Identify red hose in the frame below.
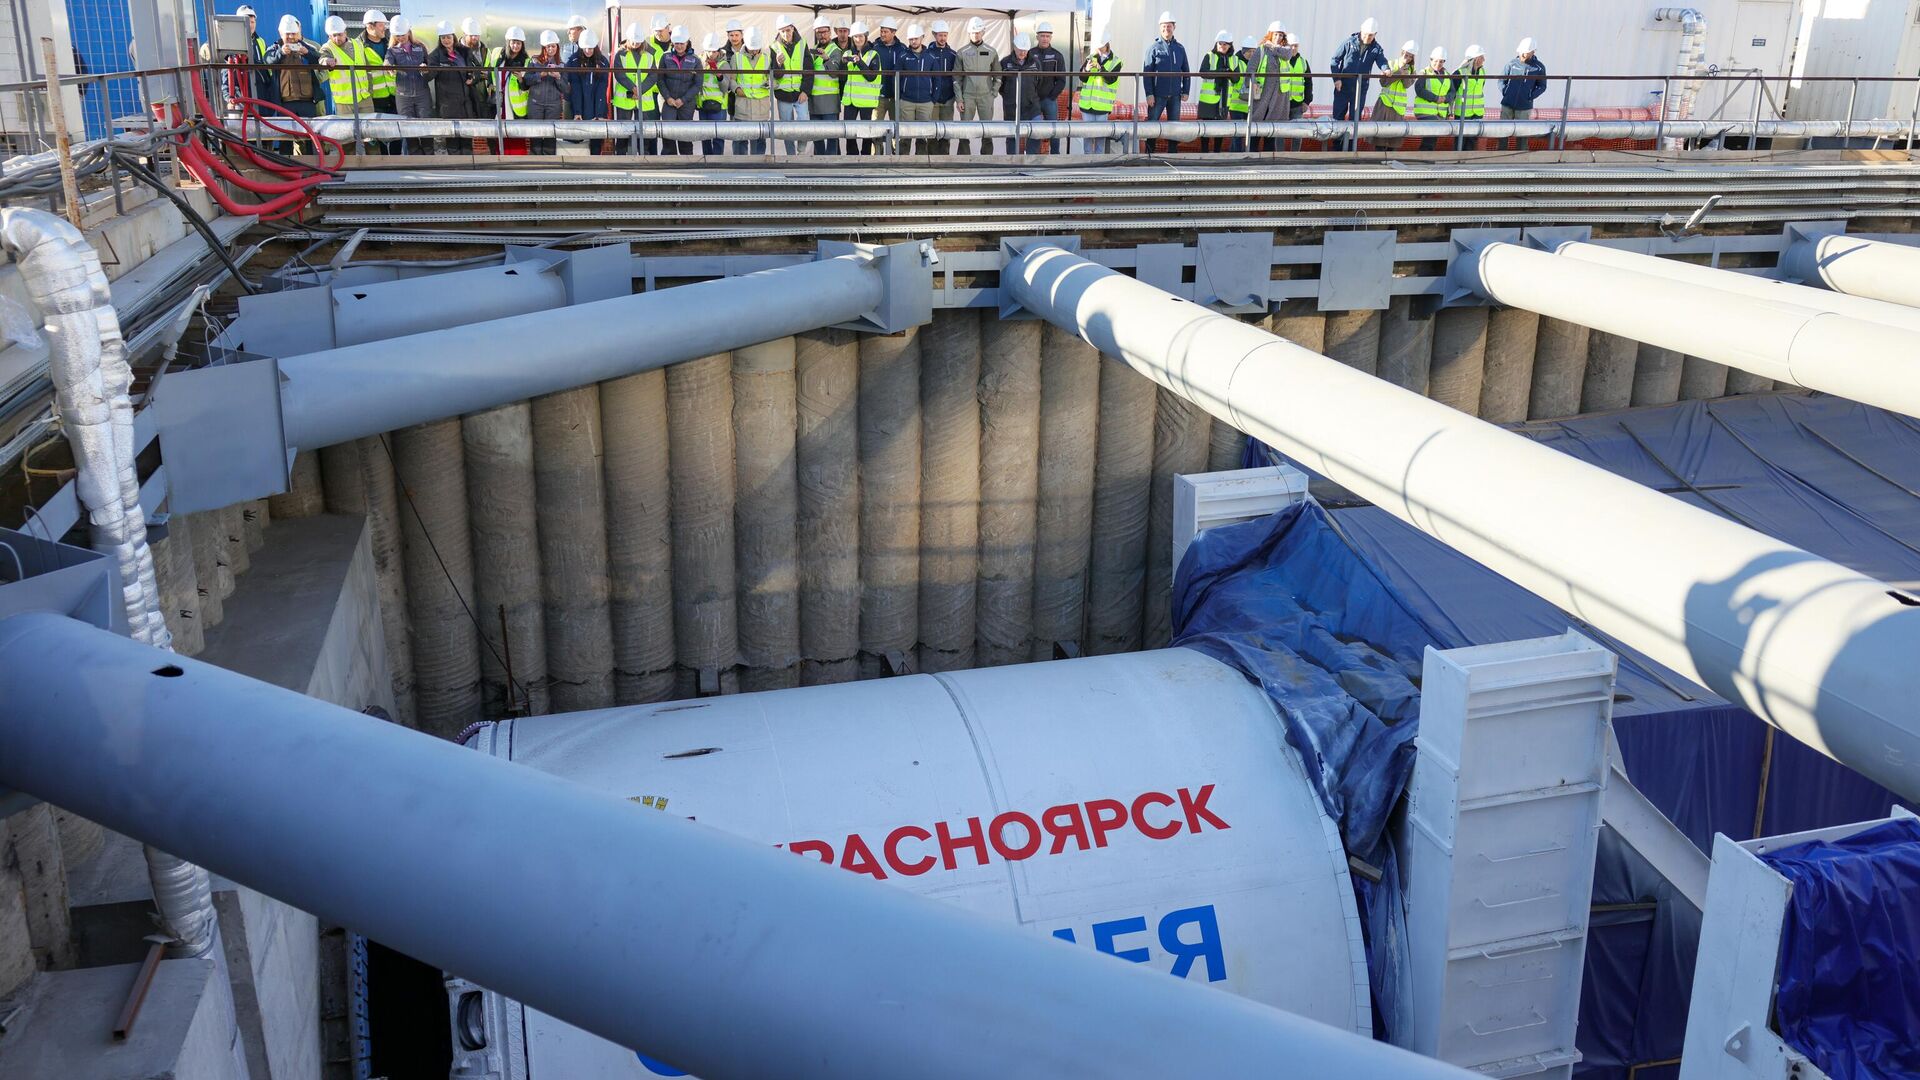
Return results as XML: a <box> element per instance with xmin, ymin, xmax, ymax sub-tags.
<box><xmin>183</xmin><ymin>63</ymin><xmax>345</xmax><ymax>222</ymax></box>
<box><xmin>187</xmin><ymin>134</ymin><xmax>329</xmax><ymax>194</ymax></box>
<box><xmin>178</xmin><ymin>143</ymin><xmax>315</xmax><ymax>215</ymax></box>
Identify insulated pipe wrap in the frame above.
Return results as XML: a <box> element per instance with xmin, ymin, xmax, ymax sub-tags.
<box><xmin>666</xmin><ymin>354</ymin><xmax>739</xmax><ymax>679</ymax></box>
<box><xmin>351</xmin><ymin>437</ymin><xmax>418</xmax><ymax>725</ymax></box>
<box><xmin>533</xmin><ymin>386</ymin><xmax>616</xmax><ymax>711</ymax></box>
<box><xmin>602</xmin><ymin>370</ymin><xmax>677</xmax><ymax>704</ymax></box>
<box><xmin>1377</xmin><ymin>296</ymin><xmax>1432</xmax><ymax>395</ymax></box>
<box><xmin>1145</xmin><ymin>388</ymin><xmax>1212</xmax><ymax>649</ymax></box>
<box><xmin>1323</xmin><ymin>310</ymin><xmax>1381</xmax><ymax>376</ymax></box>
<box><xmin>732</xmin><ymin>339</ymin><xmax>802</xmax><ymax>690</ymax></box>
<box><xmin>1479</xmin><ymin>308</ymin><xmax>1541</xmax><ymax>424</ymax></box>
<box><xmin>1086</xmin><ymin>364</ymin><xmax>1158</xmax><ymax>656</ymax></box>
<box><xmin>1030</xmin><ymin>325</ymin><xmax>1100</xmax><ymax>659</ymax></box>
<box><xmin>463</xmin><ymin>404</ymin><xmax>549</xmax><ymax>718</ymax></box>
<box><xmin>392</xmin><ymin>420</ymin><xmax>482</xmax><ymax>738</ymax></box>
<box><xmin>917</xmin><ymin>310</ymin><xmax>982</xmax><ymax>674</ymax></box>
<box><xmin>975</xmin><ymin>318</ymin><xmax>1042</xmax><ymax>667</ymax></box>
<box><xmin>1529</xmin><ymin>318</ymin><xmax>1590</xmax><ymax>420</ymax></box>
<box><xmin>858</xmin><ymin>330</ymin><xmax>922</xmax><ymax>666</ymax></box>
<box><xmin>794</xmin><ymin>329</ymin><xmax>861</xmax><ymax>685</ymax></box>
<box><xmin>1428</xmin><ymin>307</ymin><xmax>1489</xmax><ymax>416</ymax></box>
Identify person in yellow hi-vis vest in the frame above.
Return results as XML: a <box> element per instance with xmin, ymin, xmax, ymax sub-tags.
<box><xmin>696</xmin><ymin>33</ymin><xmax>732</xmax><ymax>156</ymax></box>
<box><xmin>729</xmin><ymin>27</ymin><xmax>773</xmax><ymax>155</ymax></box>
<box><xmin>611</xmin><ymin>24</ymin><xmax>649</xmax><ymax>154</ymax></box>
<box><xmin>1370</xmin><ymin>39</ymin><xmax>1418</xmax><ymax>150</ymax></box>
<box><xmin>1452</xmin><ymin>45</ymin><xmax>1488</xmax><ymax>149</ymax></box>
<box><xmin>842</xmin><ymin>23</ymin><xmax>883</xmax><ymax>156</ymax></box>
<box><xmin>769</xmin><ymin>14</ymin><xmax>808</xmax><ymax>156</ymax></box>
<box><xmin>318</xmin><ymin>15</ymin><xmax>372</xmax><ymax>115</ymax></box>
<box><xmin>488</xmin><ymin>26</ymin><xmax>531</xmax><ymax>154</ymax></box>
<box><xmin>1411</xmin><ymin>46</ymin><xmax>1455</xmax><ymax>150</ymax></box>
<box><xmin>1078</xmin><ymin>30</ymin><xmax>1123</xmax><ymax>154</ymax></box>
<box><xmin>1196</xmin><ymin>30</ymin><xmax>1243</xmax><ymax>153</ymax></box>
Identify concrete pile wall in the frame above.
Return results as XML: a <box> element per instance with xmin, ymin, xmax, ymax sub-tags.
<box><xmin>256</xmin><ymin>304</ymin><xmax>1769</xmax><ymax>738</ymax></box>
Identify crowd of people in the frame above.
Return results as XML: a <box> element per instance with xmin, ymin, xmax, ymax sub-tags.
<box><xmin>227</xmin><ymin>6</ymin><xmax>1552</xmax><ymax>156</ymax></box>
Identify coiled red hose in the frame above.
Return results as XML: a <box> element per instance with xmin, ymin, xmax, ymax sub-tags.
<box><xmin>186</xmin><ymin>63</ymin><xmax>343</xmax><ymax>220</ymax></box>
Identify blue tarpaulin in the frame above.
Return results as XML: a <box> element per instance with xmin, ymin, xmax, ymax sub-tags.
<box><xmin>1215</xmin><ymin>392</ymin><xmax>1909</xmax><ymax>1076</ymax></box>
<box><xmin>1759</xmin><ymin>818</ymin><xmax>1920</xmax><ymax>1080</ymax></box>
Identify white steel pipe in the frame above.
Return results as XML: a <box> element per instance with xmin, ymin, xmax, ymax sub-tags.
<box><xmin>1553</xmin><ymin>241</ymin><xmax>1920</xmax><ymax>333</ymax></box>
<box><xmin>0</xmin><ymin>611</ymin><xmax>1474</xmax><ymax>1080</ymax></box>
<box><xmin>304</xmin><ymin>118</ymin><xmax>1916</xmax><ymax>142</ymax></box>
<box><xmin>279</xmin><ymin>253</ymin><xmax>882</xmax><ymax>449</ymax></box>
<box><xmin>1454</xmin><ymin>241</ymin><xmax>1920</xmax><ymax>418</ymax></box>
<box><xmin>1780</xmin><ymin>234</ymin><xmax>1920</xmax><ymax>309</ymax></box>
<box><xmin>1006</xmin><ymin>243</ymin><xmax>1920</xmax><ymax>801</ymax></box>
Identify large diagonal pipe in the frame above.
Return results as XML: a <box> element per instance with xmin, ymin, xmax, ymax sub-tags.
<box><xmin>0</xmin><ymin>611</ymin><xmax>1471</xmax><ymax>1080</ymax></box>
<box><xmin>1451</xmin><ymin>240</ymin><xmax>1920</xmax><ymax>418</ymax></box>
<box><xmin>1553</xmin><ymin>241</ymin><xmax>1920</xmax><ymax>333</ymax></box>
<box><xmin>279</xmin><ymin>252</ymin><xmax>885</xmax><ymax>450</ymax></box>
<box><xmin>1780</xmin><ymin>233</ymin><xmax>1920</xmax><ymax>310</ymax></box>
<box><xmin>1006</xmin><ymin>243</ymin><xmax>1920</xmax><ymax>800</ymax></box>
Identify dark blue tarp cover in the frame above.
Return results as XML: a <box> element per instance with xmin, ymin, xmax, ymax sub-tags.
<box><xmin>1213</xmin><ymin>392</ymin><xmax>1910</xmax><ymax>1076</ymax></box>
<box><xmin>1759</xmin><ymin>818</ymin><xmax>1920</xmax><ymax>1080</ymax></box>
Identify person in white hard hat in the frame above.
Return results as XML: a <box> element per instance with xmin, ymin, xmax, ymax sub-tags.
<box><xmin>610</xmin><ymin>24</ymin><xmax>647</xmax><ymax>154</ymax></box>
<box><xmin>835</xmin><ymin>20</ymin><xmax>851</xmax><ymax>52</ymax></box>
<box><xmin>385</xmin><ymin>16</ymin><xmax>430</xmax><ymax>152</ymax></box>
<box><xmin>1025</xmin><ymin>20</ymin><xmax>1065</xmax><ymax>153</ymax></box>
<box><xmin>356</xmin><ymin>9</ymin><xmax>395</xmax><ymax>130</ymax></box>
<box><xmin>483</xmin><ymin>27</ymin><xmax>533</xmax><ymax>154</ymax></box>
<box><xmin>425</xmin><ymin>20</ymin><xmax>472</xmax><ymax>154</ymax></box>
<box><xmin>1079</xmin><ymin>29</ymin><xmax>1123</xmax><ymax>154</ymax></box>
<box><xmin>521</xmin><ymin>29</ymin><xmax>566</xmax><ymax>153</ymax></box>
<box><xmin>569</xmin><ymin>28</ymin><xmax>609</xmax><ymax>154</ymax></box>
<box><xmin>696</xmin><ymin>32</ymin><xmax>731</xmax><ymax>155</ymax></box>
<box><xmin>1330</xmin><ymin>16</ymin><xmax>1388</xmax><ymax>149</ymax></box>
<box><xmin>264</xmin><ymin>14</ymin><xmax>319</xmax><ymax>152</ymax></box>
<box><xmin>228</xmin><ymin>5</ymin><xmax>271</xmax><ymax>107</ymax></box>
<box><xmin>635</xmin><ymin>14</ymin><xmax>673</xmax><ymax>155</ymax></box>
<box><xmin>873</xmin><ymin>16</ymin><xmax>902</xmax><ymax>123</ymax></box>
<box><xmin>1142</xmin><ymin>11</ymin><xmax>1188</xmax><ymax>154</ymax></box>
<box><xmin>453</xmin><ymin>19</ymin><xmax>491</xmax><ymax>120</ymax></box>
<box><xmin>921</xmin><ymin>19</ymin><xmax>957</xmax><ymax>153</ymax></box>
<box><xmin>317</xmin><ymin>13</ymin><xmax>377</xmax><ymax>139</ymax></box>
<box><xmin>1412</xmin><ymin>45</ymin><xmax>1454</xmax><ymax>150</ymax></box>
<box><xmin>808</xmin><ymin>15</ymin><xmax>846</xmax><ymax>154</ymax></box>
<box><xmin>1226</xmin><ymin>34</ymin><xmax>1256</xmax><ymax>150</ymax></box>
<box><xmin>895</xmin><ymin>24</ymin><xmax>936</xmax><ymax>154</ymax></box>
<box><xmin>1452</xmin><ymin>44</ymin><xmax>1488</xmax><ymax>149</ymax></box>
<box><xmin>842</xmin><ymin>23</ymin><xmax>882</xmax><ymax>155</ymax></box>
<box><xmin>1197</xmin><ymin>30</ymin><xmax>1242</xmax><ymax>153</ymax></box>
<box><xmin>952</xmin><ymin>16</ymin><xmax>997</xmax><ymax>156</ymax></box>
<box><xmin>1371</xmin><ymin>37</ymin><xmax>1419</xmax><ymax>151</ymax></box>
<box><xmin>1247</xmin><ymin>21</ymin><xmax>1300</xmax><ymax>152</ymax></box>
<box><xmin>561</xmin><ymin>15</ymin><xmax>588</xmax><ymax>65</ymax></box>
<box><xmin>769</xmin><ymin>14</ymin><xmax>808</xmax><ymax>155</ymax></box>
<box><xmin>1501</xmin><ymin>38</ymin><xmax>1547</xmax><ymax>151</ymax></box>
<box><xmin>730</xmin><ymin>26</ymin><xmax>771</xmax><ymax>155</ymax></box>
<box><xmin>643</xmin><ymin>25</ymin><xmax>700</xmax><ymax>154</ymax></box>
<box><xmin>998</xmin><ymin>31</ymin><xmax>1041</xmax><ymax>154</ymax></box>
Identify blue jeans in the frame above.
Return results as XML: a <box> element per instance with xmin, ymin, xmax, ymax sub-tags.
<box><xmin>776</xmin><ymin>97</ymin><xmax>806</xmax><ymax>154</ymax></box>
<box><xmin>1081</xmin><ymin>109</ymin><xmax>1111</xmax><ymax>153</ymax></box>
<box><xmin>1037</xmin><ymin>95</ymin><xmax>1060</xmax><ymax>154</ymax></box>
<box><xmin>1144</xmin><ymin>94</ymin><xmax>1181</xmax><ymax>153</ymax></box>
<box><xmin>699</xmin><ymin>105</ymin><xmax>726</xmax><ymax>154</ymax></box>
<box><xmin>1331</xmin><ymin>77</ymin><xmax>1367</xmax><ymax>149</ymax></box>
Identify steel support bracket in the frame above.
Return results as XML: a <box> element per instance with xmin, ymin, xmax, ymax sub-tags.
<box><xmin>1777</xmin><ymin>220</ymin><xmax>1848</xmax><ymax>285</ymax></box>
<box><xmin>996</xmin><ymin>235</ymin><xmax>1082</xmax><ymax>320</ymax></box>
<box><xmin>1440</xmin><ymin>228</ymin><xmax>1523</xmax><ymax>308</ymax></box>
<box><xmin>1195</xmin><ymin>233</ymin><xmax>1272</xmax><ymax>314</ymax></box>
<box><xmin>151</xmin><ymin>357</ymin><xmax>290</xmax><ymax>515</ymax></box>
<box><xmin>1521</xmin><ymin>226</ymin><xmax>1594</xmax><ymax>252</ymax></box>
<box><xmin>819</xmin><ymin>240</ymin><xmax>933</xmax><ymax>334</ymax></box>
<box><xmin>1317</xmin><ymin>230</ymin><xmax>1396</xmax><ymax>312</ymax></box>
<box><xmin>556</xmin><ymin>242</ymin><xmax>633</xmax><ymax>304</ymax></box>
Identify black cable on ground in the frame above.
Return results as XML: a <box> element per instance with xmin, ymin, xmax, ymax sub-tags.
<box><xmin>111</xmin><ymin>153</ymin><xmax>259</xmax><ymax>295</ymax></box>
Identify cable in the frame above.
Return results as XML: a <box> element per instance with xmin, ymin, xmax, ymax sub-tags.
<box><xmin>110</xmin><ymin>154</ymin><xmax>260</xmax><ymax>295</ymax></box>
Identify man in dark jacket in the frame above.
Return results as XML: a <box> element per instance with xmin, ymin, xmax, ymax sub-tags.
<box><xmin>1142</xmin><ymin>11</ymin><xmax>1188</xmax><ymax>154</ymax></box>
<box><xmin>925</xmin><ymin>20</ymin><xmax>957</xmax><ymax>153</ymax></box>
<box><xmin>895</xmin><ymin>25</ymin><xmax>940</xmax><ymax>155</ymax></box>
<box><xmin>1029</xmin><ymin>21</ymin><xmax>1066</xmax><ymax>154</ymax></box>
<box><xmin>999</xmin><ymin>33</ymin><xmax>1042</xmax><ymax>154</ymax></box>
<box><xmin>1500</xmin><ymin>39</ymin><xmax>1547</xmax><ymax>151</ymax></box>
<box><xmin>570</xmin><ymin>29</ymin><xmax>609</xmax><ymax>154</ymax></box>
<box><xmin>1329</xmin><ymin>18</ymin><xmax>1387</xmax><ymax>150</ymax></box>
<box><xmin>872</xmin><ymin>17</ymin><xmax>904</xmax><ymax>122</ymax></box>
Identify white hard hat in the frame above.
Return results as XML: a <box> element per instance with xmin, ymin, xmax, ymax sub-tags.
<box><xmin>966</xmin><ymin>17</ymin><xmax>984</xmax><ymax>33</ymax></box>
<box><xmin>435</xmin><ymin>19</ymin><xmax>454</xmax><ymax>36</ymax></box>
<box><xmin>324</xmin><ymin>15</ymin><xmax>345</xmax><ymax>35</ymax></box>
<box><xmin>906</xmin><ymin>23</ymin><xmax>924</xmax><ymax>39</ymax></box>
<box><xmin>930</xmin><ymin>19</ymin><xmax>949</xmax><ymax>33</ymax></box>
<box><xmin>850</xmin><ymin>21</ymin><xmax>868</xmax><ymax>35</ymax></box>
<box><xmin>1464</xmin><ymin>44</ymin><xmax>1484</xmax><ymax>60</ymax></box>
<box><xmin>461</xmin><ymin>18</ymin><xmax>480</xmax><ymax>35</ymax></box>
<box><xmin>1037</xmin><ymin>20</ymin><xmax>1053</xmax><ymax>32</ymax></box>
<box><xmin>724</xmin><ymin>19</ymin><xmax>742</xmax><ymax>32</ymax></box>
<box><xmin>701</xmin><ymin>31</ymin><xmax>717</xmax><ymax>51</ymax></box>
<box><xmin>878</xmin><ymin>16</ymin><xmax>899</xmax><ymax>30</ymax></box>
<box><xmin>1158</xmin><ymin>11</ymin><xmax>1175</xmax><ymax>24</ymax></box>
<box><xmin>1213</xmin><ymin>30</ymin><xmax>1230</xmax><ymax>44</ymax></box>
<box><xmin>235</xmin><ymin>4</ymin><xmax>255</xmax><ymax>16</ymax></box>
<box><xmin>504</xmin><ymin>25</ymin><xmax>525</xmax><ymax>42</ymax></box>
<box><xmin>1401</xmin><ymin>39</ymin><xmax>1418</xmax><ymax>53</ymax></box>
<box><xmin>1360</xmin><ymin>17</ymin><xmax>1378</xmax><ymax>35</ymax></box>
<box><xmin>565</xmin><ymin>15</ymin><xmax>587</xmax><ymax>29</ymax></box>
<box><xmin>1238</xmin><ymin>35</ymin><xmax>1255</xmax><ymax>49</ymax></box>
<box><xmin>581</xmin><ymin>28</ymin><xmax>599</xmax><ymax>48</ymax></box>
<box><xmin>361</xmin><ymin>9</ymin><xmax>386</xmax><ymax>26</ymax></box>
<box><xmin>1429</xmin><ymin>45</ymin><xmax>1446</xmax><ymax>62</ymax></box>
<box><xmin>1011</xmin><ymin>31</ymin><xmax>1031</xmax><ymax>49</ymax></box>
<box><xmin>669</xmin><ymin>25</ymin><xmax>688</xmax><ymax>43</ymax></box>
<box><xmin>1517</xmin><ymin>37</ymin><xmax>1536</xmax><ymax>55</ymax></box>
<box><xmin>625</xmin><ymin>23</ymin><xmax>644</xmax><ymax>43</ymax></box>
<box><xmin>744</xmin><ymin>26</ymin><xmax>761</xmax><ymax>47</ymax></box>
<box><xmin>1290</xmin><ymin>35</ymin><xmax>1304</xmax><ymax>49</ymax></box>
<box><xmin>539</xmin><ymin>29</ymin><xmax>558</xmax><ymax>45</ymax></box>
<box><xmin>812</xmin><ymin>16</ymin><xmax>831</xmax><ymax>31</ymax></box>
<box><xmin>389</xmin><ymin>15</ymin><xmax>409</xmax><ymax>35</ymax></box>
<box><xmin>649</xmin><ymin>13</ymin><xmax>668</xmax><ymax>30</ymax></box>
<box><xmin>1267</xmin><ymin>21</ymin><xmax>1284</xmax><ymax>34</ymax></box>
<box><xmin>1095</xmin><ymin>28</ymin><xmax>1112</xmax><ymax>47</ymax></box>
<box><xmin>278</xmin><ymin>13</ymin><xmax>301</xmax><ymax>34</ymax></box>
<box><xmin>773</xmin><ymin>14</ymin><xmax>794</xmax><ymax>30</ymax></box>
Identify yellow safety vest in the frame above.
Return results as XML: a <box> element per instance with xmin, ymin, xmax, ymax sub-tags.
<box><xmin>1379</xmin><ymin>61</ymin><xmax>1413</xmax><ymax>114</ymax></box>
<box><xmin>1411</xmin><ymin>71</ymin><xmax>1451</xmax><ymax>117</ymax></box>
<box><xmin>698</xmin><ymin>70</ymin><xmax>726</xmax><ymax>109</ymax></box>
<box><xmin>771</xmin><ymin>37</ymin><xmax>806</xmax><ymax>93</ymax></box>
<box><xmin>809</xmin><ymin>41</ymin><xmax>841</xmax><ymax>96</ymax></box>
<box><xmin>613</xmin><ymin>47</ymin><xmax>645</xmax><ymax>109</ymax></box>
<box><xmin>1280</xmin><ymin>54</ymin><xmax>1307</xmax><ymax>102</ymax></box>
<box><xmin>1197</xmin><ymin>49</ymin><xmax>1243</xmax><ymax>106</ymax></box>
<box><xmin>734</xmin><ymin>50</ymin><xmax>771</xmax><ymax>98</ymax></box>
<box><xmin>641</xmin><ymin>38</ymin><xmax>668</xmax><ymax>109</ymax></box>
<box><xmin>487</xmin><ymin>47</ymin><xmax>529</xmax><ymax>117</ymax></box>
<box><xmin>323</xmin><ymin>37</ymin><xmax>372</xmax><ymax>109</ymax></box>
<box><xmin>844</xmin><ymin>48</ymin><xmax>881</xmax><ymax>107</ymax></box>
<box><xmin>1080</xmin><ymin>52</ymin><xmax>1122</xmax><ymax>113</ymax></box>
<box><xmin>360</xmin><ymin>34</ymin><xmax>396</xmax><ymax>98</ymax></box>
<box><xmin>1452</xmin><ymin>66</ymin><xmax>1486</xmax><ymax>118</ymax></box>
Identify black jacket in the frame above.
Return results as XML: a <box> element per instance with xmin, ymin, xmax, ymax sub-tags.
<box><xmin>1027</xmin><ymin>44</ymin><xmax>1065</xmax><ymax>100</ymax></box>
<box><xmin>428</xmin><ymin>43</ymin><xmax>475</xmax><ymax>118</ymax></box>
<box><xmin>998</xmin><ymin>53</ymin><xmax>1042</xmax><ymax>118</ymax></box>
